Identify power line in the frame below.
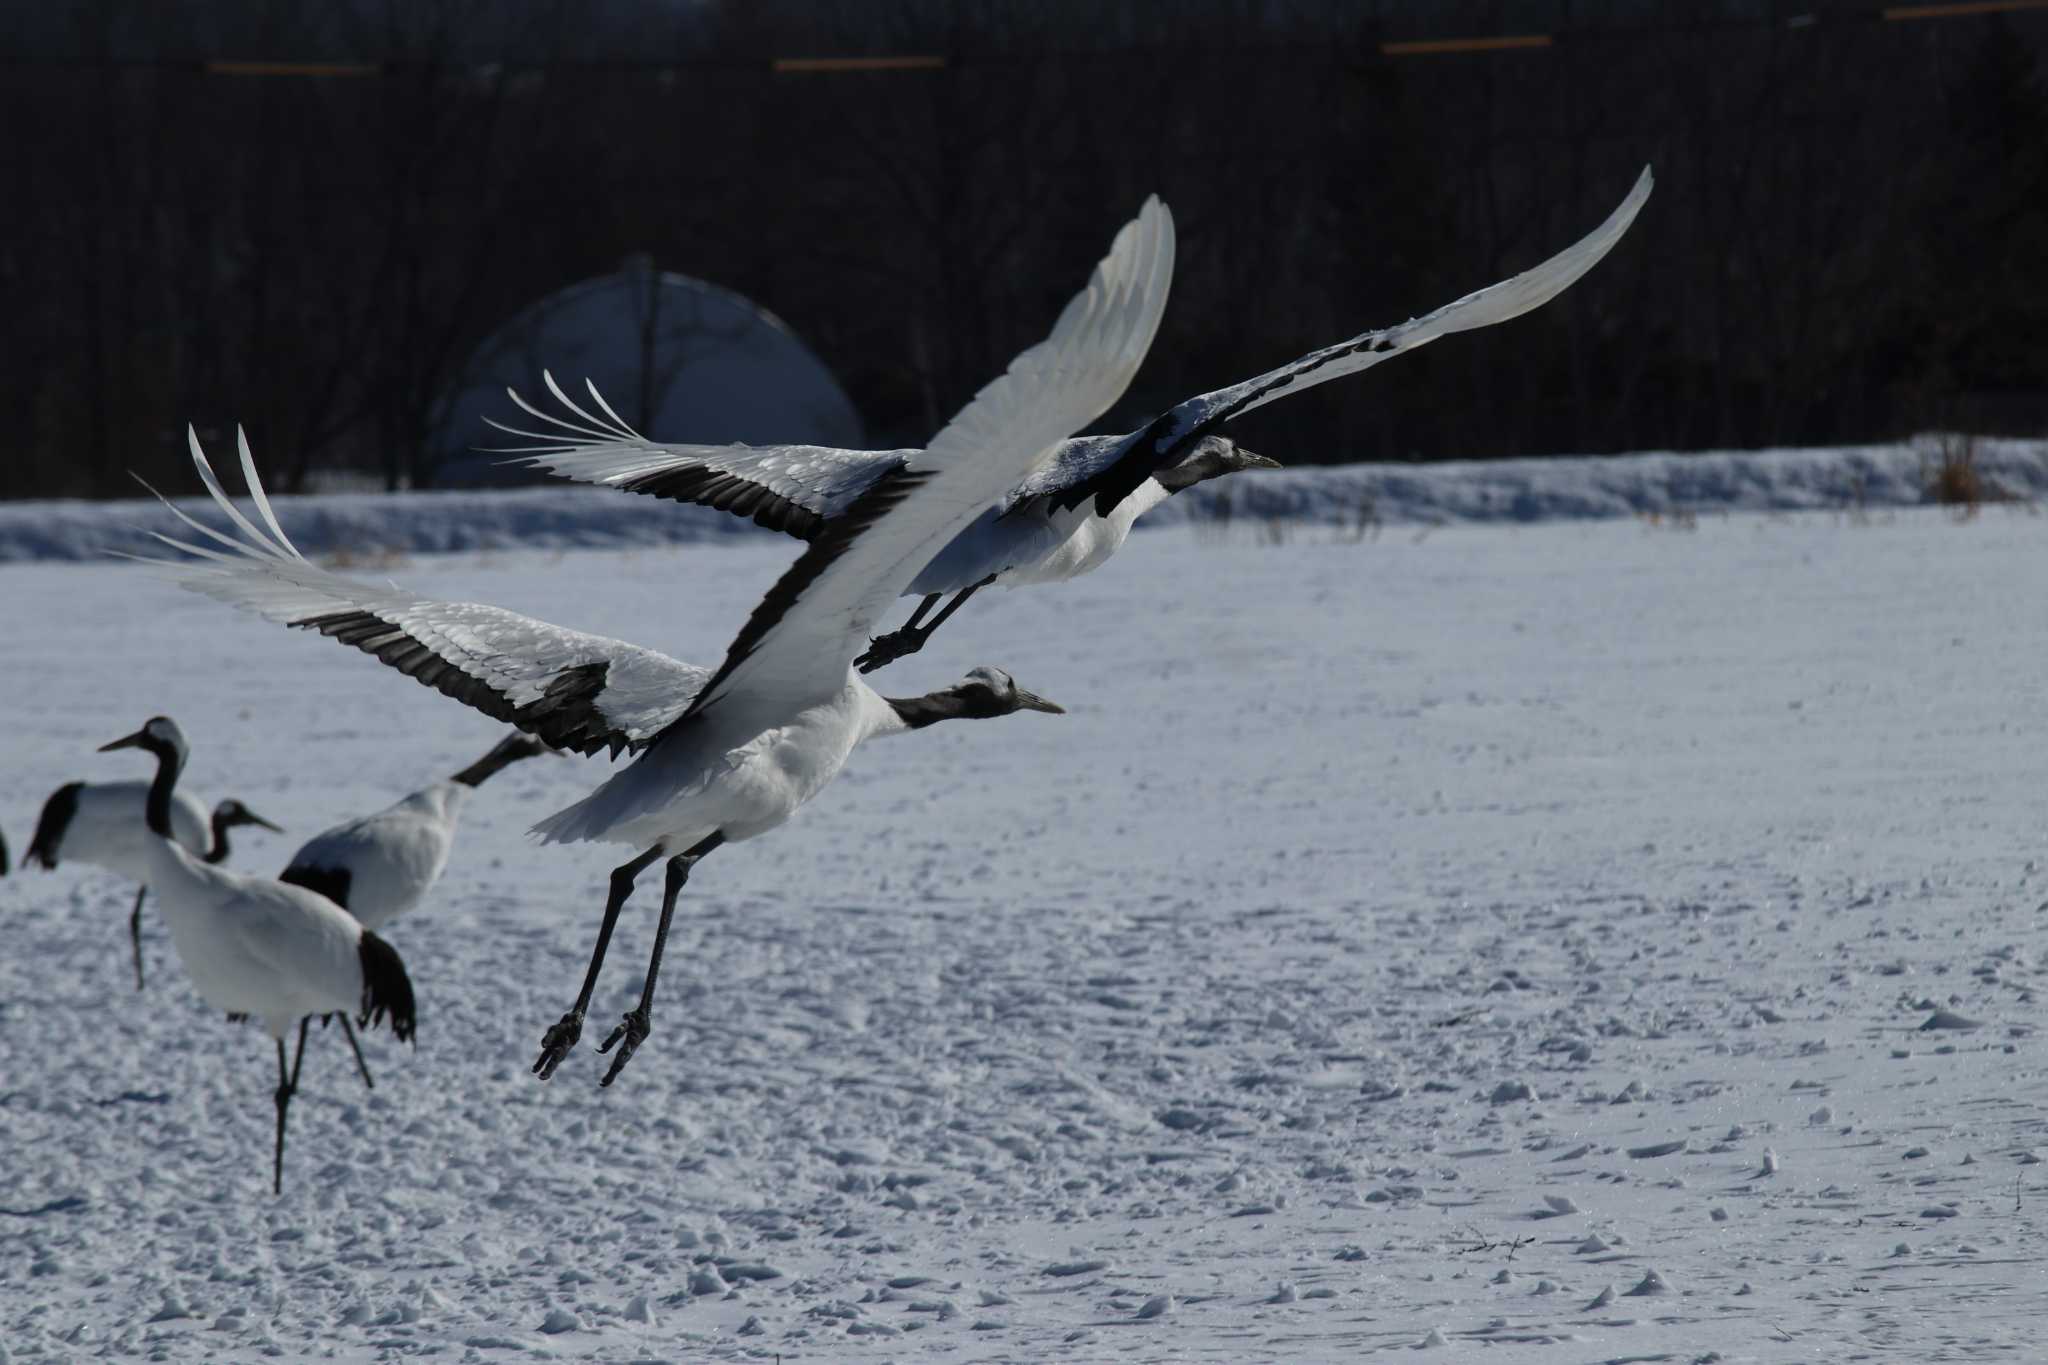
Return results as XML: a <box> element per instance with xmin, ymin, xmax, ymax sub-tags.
<box><xmin>770</xmin><ymin>55</ymin><xmax>945</xmax><ymax>74</ymax></box>
<box><xmin>1380</xmin><ymin>34</ymin><xmax>1555</xmax><ymax>56</ymax></box>
<box><xmin>16</xmin><ymin>0</ymin><xmax>2047</xmax><ymax>77</ymax></box>
<box><xmin>205</xmin><ymin>61</ymin><xmax>378</xmax><ymax>78</ymax></box>
<box><xmin>1882</xmin><ymin>0</ymin><xmax>2048</xmax><ymax>18</ymax></box>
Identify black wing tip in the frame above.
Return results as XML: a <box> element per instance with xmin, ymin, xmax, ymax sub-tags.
<box><xmin>518</xmin><ymin>662</ymin><xmax>625</xmax><ymax>755</ymax></box>
<box><xmin>356</xmin><ymin>929</ymin><xmax>417</xmax><ymax>1045</ymax></box>
<box><xmin>619</xmin><ymin>466</ymin><xmax>826</xmax><ymax>542</ymax></box>
<box><xmin>25</xmin><ymin>781</ymin><xmax>83</xmax><ymax>870</ymax></box>
<box><xmin>1051</xmin><ymin>412</ymin><xmax>1179</xmax><ymax>519</ymax></box>
<box><xmin>289</xmin><ymin>610</ymin><xmax>626</xmax><ymax>758</ymax></box>
<box><xmin>279</xmin><ymin>863</ymin><xmax>353</xmax><ymax>912</ymax></box>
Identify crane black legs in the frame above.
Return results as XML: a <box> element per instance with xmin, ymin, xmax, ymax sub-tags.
<box><xmin>532</xmin><ymin>844</ymin><xmax>667</xmax><ymax>1081</ymax></box>
<box><xmin>272</xmin><ymin>1019</ymin><xmax>310</xmax><ymax>1196</ymax></box>
<box><xmin>533</xmin><ymin>832</ymin><xmax>725</xmax><ymax>1085</ymax></box>
<box><xmin>129</xmin><ymin>887</ymin><xmax>148</xmax><ymax>991</ymax></box>
<box><xmin>336</xmin><ymin>1015</ymin><xmax>375</xmax><ymax>1089</ymax></box>
<box><xmin>596</xmin><ymin>833</ymin><xmax>724</xmax><ymax>1087</ymax></box>
<box><xmin>855</xmin><ymin>575</ymin><xmax>998</xmax><ymax>673</ymax></box>
<box><xmin>532</xmin><ymin>835</ymin><xmax>725</xmax><ymax>1085</ymax></box>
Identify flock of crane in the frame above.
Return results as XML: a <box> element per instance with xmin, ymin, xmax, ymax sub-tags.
<box><xmin>7</xmin><ymin>169</ymin><xmax>1652</xmax><ymax>1193</ymax></box>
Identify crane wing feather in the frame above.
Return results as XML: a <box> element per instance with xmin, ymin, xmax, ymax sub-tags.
<box><xmin>684</xmin><ymin>196</ymin><xmax>1176</xmax><ymax>721</ymax></box>
<box><xmin>484</xmin><ymin>372</ymin><xmax>910</xmax><ymax>541</ymax></box>
<box><xmin>133</xmin><ymin>431</ymin><xmax>711</xmax><ymax>756</ymax></box>
<box><xmin>1048</xmin><ymin>166</ymin><xmax>1655</xmax><ymax>515</ymax></box>
<box><xmin>228</xmin><ymin>879</ymin><xmax>363</xmax><ymax>998</ymax></box>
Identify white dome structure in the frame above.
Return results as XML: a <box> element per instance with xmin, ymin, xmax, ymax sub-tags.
<box><xmin>433</xmin><ymin>256</ymin><xmax>862</xmax><ymax>485</ymax></box>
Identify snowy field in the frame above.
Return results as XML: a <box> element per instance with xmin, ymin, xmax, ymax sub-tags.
<box><xmin>3</xmin><ymin>502</ymin><xmax>2047</xmax><ymax>1361</ymax></box>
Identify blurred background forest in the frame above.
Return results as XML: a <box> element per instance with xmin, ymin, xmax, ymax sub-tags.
<box><xmin>5</xmin><ymin>0</ymin><xmax>2045</xmax><ymax>499</ymax></box>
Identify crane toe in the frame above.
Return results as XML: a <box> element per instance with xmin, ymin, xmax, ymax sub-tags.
<box><xmin>532</xmin><ymin>1011</ymin><xmax>584</xmax><ymax>1081</ymax></box>
<box><xmin>855</xmin><ymin>629</ymin><xmax>916</xmax><ymax>673</ymax></box>
<box><xmin>596</xmin><ymin>1008</ymin><xmax>650</xmax><ymax>1088</ymax></box>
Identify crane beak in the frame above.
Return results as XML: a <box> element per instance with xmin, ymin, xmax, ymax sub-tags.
<box><xmin>98</xmin><ymin>730</ymin><xmax>147</xmax><ymax>753</ymax></box>
<box><xmin>1241</xmin><ymin>448</ymin><xmax>1283</xmax><ymax>470</ymax></box>
<box><xmin>1015</xmin><ymin>688</ymin><xmax>1066</xmax><ymax>715</ymax></box>
<box><xmin>243</xmin><ymin>810</ymin><xmax>285</xmax><ymax>833</ymax></box>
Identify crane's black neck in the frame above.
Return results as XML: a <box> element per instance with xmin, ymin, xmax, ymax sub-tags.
<box><xmin>1154</xmin><ymin>448</ymin><xmax>1231</xmax><ymax>494</ymax></box>
<box><xmin>886</xmin><ymin>688</ymin><xmax>1006</xmax><ymax>729</ymax></box>
<box><xmin>451</xmin><ymin>738</ymin><xmax>537</xmax><ymax>788</ymax></box>
<box><xmin>887</xmin><ymin>694</ymin><xmax>959</xmax><ymax>730</ymax></box>
<box><xmin>206</xmin><ymin>809</ymin><xmax>235</xmax><ymax>864</ymax></box>
<box><xmin>142</xmin><ymin>741</ymin><xmax>183</xmax><ymax>841</ymax></box>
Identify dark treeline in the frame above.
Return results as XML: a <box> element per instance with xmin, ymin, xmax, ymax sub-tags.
<box><xmin>6</xmin><ymin>0</ymin><xmax>2045</xmax><ymax>499</ymax></box>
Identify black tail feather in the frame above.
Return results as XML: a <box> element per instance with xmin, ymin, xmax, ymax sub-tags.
<box><xmin>26</xmin><ymin>782</ymin><xmax>81</xmax><ymax>870</ymax></box>
<box><xmin>356</xmin><ymin>930</ymin><xmax>417</xmax><ymax>1045</ymax></box>
<box><xmin>280</xmin><ymin>863</ymin><xmax>353</xmax><ymax>912</ymax></box>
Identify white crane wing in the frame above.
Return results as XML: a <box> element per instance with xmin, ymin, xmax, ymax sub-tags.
<box><xmin>685</xmin><ymin>196</ymin><xmax>1176</xmax><ymax>720</ymax></box>
<box><xmin>229</xmin><ymin>876</ymin><xmax>367</xmax><ymax>1002</ymax></box>
<box><xmin>136</xmin><ymin>430</ymin><xmax>711</xmax><ymax>757</ymax></box>
<box><xmin>1042</xmin><ymin>166</ymin><xmax>1654</xmax><ymax>515</ymax></box>
<box><xmin>486</xmin><ymin>372</ymin><xmax>908</xmax><ymax>539</ymax></box>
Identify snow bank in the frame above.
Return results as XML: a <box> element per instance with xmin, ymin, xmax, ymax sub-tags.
<box><xmin>3</xmin><ymin>436</ymin><xmax>2041</xmax><ymax>563</ymax></box>
<box><xmin>0</xmin><ymin>484</ymin><xmax>773</xmax><ymax>565</ymax></box>
<box><xmin>1140</xmin><ymin>435</ymin><xmax>2048</xmax><ymax>530</ymax></box>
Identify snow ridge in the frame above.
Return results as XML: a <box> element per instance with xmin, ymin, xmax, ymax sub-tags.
<box><xmin>2</xmin><ymin>436</ymin><xmax>2042</xmax><ymax>564</ymax></box>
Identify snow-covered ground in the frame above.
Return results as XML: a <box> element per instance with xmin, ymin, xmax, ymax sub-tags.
<box><xmin>3</xmin><ymin>499</ymin><xmax>2046</xmax><ymax>1361</ymax></box>
<box><xmin>4</xmin><ymin>433</ymin><xmax>2044</xmax><ymax>562</ymax></box>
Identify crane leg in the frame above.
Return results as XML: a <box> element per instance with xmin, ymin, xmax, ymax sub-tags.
<box><xmin>597</xmin><ymin>833</ymin><xmax>723</xmax><ymax>1088</ymax></box>
<box><xmin>336</xmin><ymin>1015</ymin><xmax>375</xmax><ymax>1090</ymax></box>
<box><xmin>918</xmin><ymin>576</ymin><xmax>995</xmax><ymax>633</ymax></box>
<box><xmin>129</xmin><ymin>886</ymin><xmax>148</xmax><ymax>991</ymax></box>
<box><xmin>854</xmin><ymin>595</ymin><xmax>940</xmax><ymax>672</ymax></box>
<box><xmin>856</xmin><ymin>576</ymin><xmax>997</xmax><ymax>673</ymax></box>
<box><xmin>533</xmin><ymin>843</ymin><xmax>666</xmax><ymax>1081</ymax></box>
<box><xmin>902</xmin><ymin>594</ymin><xmax>942</xmax><ymax>631</ymax></box>
<box><xmin>273</xmin><ymin>1019</ymin><xmax>309</xmax><ymax>1197</ymax></box>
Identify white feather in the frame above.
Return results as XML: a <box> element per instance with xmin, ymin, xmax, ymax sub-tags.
<box><xmin>132</xmin><ymin>444</ymin><xmax>711</xmax><ymax>754</ymax></box>
<box><xmin>1146</xmin><ymin>166</ymin><xmax>1656</xmax><ymax>445</ymax></box>
<box><xmin>681</xmin><ymin>195</ymin><xmax>1175</xmax><ymax>723</ymax></box>
<box><xmin>34</xmin><ymin>781</ymin><xmax>215</xmax><ymax>881</ymax></box>
<box><xmin>281</xmin><ymin>785</ymin><xmax>465</xmax><ymax>933</ymax></box>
